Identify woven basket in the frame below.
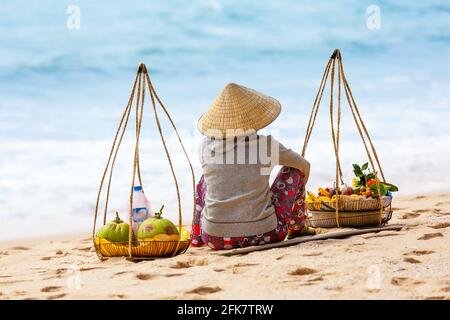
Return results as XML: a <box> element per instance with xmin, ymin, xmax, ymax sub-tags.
<box><xmin>306</xmin><ymin>196</ymin><xmax>392</xmax><ymax>212</ymax></box>
<box><xmin>309</xmin><ymin>210</ymin><xmax>392</xmax><ymax>228</ymax></box>
<box><xmin>95</xmin><ymin>237</ymin><xmax>190</xmax><ymax>258</ymax></box>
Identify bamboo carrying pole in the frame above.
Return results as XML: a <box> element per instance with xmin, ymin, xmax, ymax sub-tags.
<box><xmin>300</xmin><ymin>49</ymin><xmax>387</xmax><ymax>227</ymax></box>
<box><xmin>221</xmin><ymin>224</ymin><xmax>404</xmax><ymax>256</ymax></box>
<box><xmin>92</xmin><ymin>63</ymin><xmax>196</xmax><ymax>260</ymax></box>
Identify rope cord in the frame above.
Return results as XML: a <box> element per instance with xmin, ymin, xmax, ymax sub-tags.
<box><xmin>146</xmin><ymin>74</ymin><xmax>196</xmax><ymax>255</ymax></box>
<box><xmin>301</xmin><ymin>59</ymin><xmax>332</xmax><ymax>157</ymax></box>
<box><xmin>337</xmin><ymin>55</ymin><xmax>384</xmax><ymax>224</ymax></box>
<box><xmin>128</xmin><ymin>71</ymin><xmax>145</xmax><ymax>257</ymax></box>
<box><xmin>103</xmin><ymin>76</ymin><xmax>138</xmax><ymax>225</ymax></box>
<box><xmin>93</xmin><ymin>70</ymin><xmax>140</xmax><ymax>246</ymax></box>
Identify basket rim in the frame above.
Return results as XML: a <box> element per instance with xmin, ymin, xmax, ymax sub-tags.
<box><xmin>307</xmin><ymin>195</ymin><xmax>392</xmax><ymax>212</ymax></box>
<box><xmin>94</xmin><ymin>237</ymin><xmax>190</xmax><ymax>245</ymax></box>
<box><xmin>94</xmin><ymin>237</ymin><xmax>191</xmax><ymax>259</ymax></box>
<box><xmin>309</xmin><ymin>209</ymin><xmax>393</xmax><ymax>215</ymax></box>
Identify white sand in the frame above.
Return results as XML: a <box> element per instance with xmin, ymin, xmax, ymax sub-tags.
<box><xmin>1</xmin><ymin>193</ymin><xmax>450</xmax><ymax>300</ymax></box>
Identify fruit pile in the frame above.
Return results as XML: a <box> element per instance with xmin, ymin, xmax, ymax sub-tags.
<box><xmin>95</xmin><ymin>205</ymin><xmax>190</xmax><ymax>245</ymax></box>
<box><xmin>306</xmin><ymin>162</ymin><xmax>398</xmax><ymax>205</ymax></box>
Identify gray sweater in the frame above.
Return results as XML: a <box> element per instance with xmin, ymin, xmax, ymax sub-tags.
<box><xmin>199</xmin><ymin>134</ymin><xmax>310</xmax><ymax>237</ymax></box>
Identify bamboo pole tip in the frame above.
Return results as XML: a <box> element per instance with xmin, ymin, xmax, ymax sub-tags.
<box><xmin>331</xmin><ymin>48</ymin><xmax>341</xmax><ymax>59</ymax></box>
<box><xmin>138</xmin><ymin>63</ymin><xmax>148</xmax><ymax>73</ymax></box>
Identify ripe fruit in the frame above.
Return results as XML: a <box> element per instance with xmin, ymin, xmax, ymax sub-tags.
<box><xmin>96</xmin><ymin>212</ymin><xmax>132</xmax><ymax>242</ymax></box>
<box><xmin>326</xmin><ymin>187</ymin><xmax>336</xmax><ymax>197</ymax></box>
<box><xmin>340</xmin><ymin>185</ymin><xmax>354</xmax><ymax>196</ymax></box>
<box><xmin>318</xmin><ymin>188</ymin><xmax>330</xmax><ymax>197</ymax></box>
<box><xmin>137</xmin><ymin>205</ymin><xmax>180</xmax><ymax>241</ymax></box>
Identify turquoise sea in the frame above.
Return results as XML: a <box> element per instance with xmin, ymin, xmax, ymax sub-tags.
<box><xmin>1</xmin><ymin>0</ymin><xmax>449</xmax><ymax>239</ymax></box>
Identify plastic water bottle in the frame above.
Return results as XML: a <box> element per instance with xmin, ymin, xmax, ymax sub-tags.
<box><xmin>129</xmin><ymin>186</ymin><xmax>153</xmax><ymax>234</ymax></box>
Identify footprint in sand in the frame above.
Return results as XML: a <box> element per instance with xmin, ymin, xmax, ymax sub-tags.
<box><xmin>9</xmin><ymin>246</ymin><xmax>30</xmax><ymax>251</ymax></box>
<box><xmin>435</xmin><ymin>201</ymin><xmax>450</xmax><ymax>207</ymax></box>
<box><xmin>135</xmin><ymin>273</ymin><xmax>154</xmax><ymax>280</ymax></box>
<box><xmin>288</xmin><ymin>267</ymin><xmax>317</xmax><ymax>276</ymax></box>
<box><xmin>40</xmin><ymin>286</ymin><xmax>62</xmax><ymax>293</ymax></box>
<box><xmin>325</xmin><ymin>285</ymin><xmax>343</xmax><ymax>291</ymax></box>
<box><xmin>108</xmin><ymin>294</ymin><xmax>128</xmax><ymax>299</ymax></box>
<box><xmin>391</xmin><ymin>277</ymin><xmax>424</xmax><ymax>286</ymax></box>
<box><xmin>363</xmin><ymin>232</ymin><xmax>402</xmax><ymax>239</ymax></box>
<box><xmin>441</xmin><ymin>287</ymin><xmax>450</xmax><ymax>293</ymax></box>
<box><xmin>186</xmin><ymin>286</ymin><xmax>222</xmax><ymax>295</ymax></box>
<box><xmin>230</xmin><ymin>263</ymin><xmax>258</xmax><ymax>274</ymax></box>
<box><xmin>403</xmin><ymin>257</ymin><xmax>421</xmax><ymax>264</ymax></box>
<box><xmin>47</xmin><ymin>293</ymin><xmax>67</xmax><ymax>300</ymax></box>
<box><xmin>232</xmin><ymin>263</ymin><xmax>257</xmax><ymax>267</ymax></box>
<box><xmin>413</xmin><ymin>209</ymin><xmax>428</xmax><ymax>214</ymax></box>
<box><xmin>172</xmin><ymin>261</ymin><xmax>192</xmax><ymax>269</ymax></box>
<box><xmin>113</xmin><ymin>271</ymin><xmax>134</xmax><ymax>276</ymax></box>
<box><xmin>307</xmin><ymin>276</ymin><xmax>324</xmax><ymax>283</ymax></box>
<box><xmin>424</xmin><ymin>296</ymin><xmax>446</xmax><ymax>300</ymax></box>
<box><xmin>400</xmin><ymin>213</ymin><xmax>420</xmax><ymax>219</ymax></box>
<box><xmin>303</xmin><ymin>252</ymin><xmax>323</xmax><ymax>257</ymax></box>
<box><xmin>171</xmin><ymin>258</ymin><xmax>209</xmax><ymax>269</ymax></box>
<box><xmin>80</xmin><ymin>267</ymin><xmax>106</xmax><ymax>272</ymax></box>
<box><xmin>164</xmin><ymin>273</ymin><xmax>184</xmax><ymax>278</ymax></box>
<box><xmin>213</xmin><ymin>268</ymin><xmax>225</xmax><ymax>272</ymax></box>
<box><xmin>418</xmin><ymin>233</ymin><xmax>444</xmax><ymax>240</ymax></box>
<box><xmin>428</xmin><ymin>222</ymin><xmax>450</xmax><ymax>229</ymax></box>
<box><xmin>404</xmin><ymin>250</ymin><xmax>434</xmax><ymax>256</ymax></box>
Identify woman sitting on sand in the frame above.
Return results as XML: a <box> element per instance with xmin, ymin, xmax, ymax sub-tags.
<box><xmin>191</xmin><ymin>83</ymin><xmax>313</xmax><ymax>250</ymax></box>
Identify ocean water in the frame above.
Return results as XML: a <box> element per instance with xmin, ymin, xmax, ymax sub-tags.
<box><xmin>1</xmin><ymin>0</ymin><xmax>450</xmax><ymax>240</ymax></box>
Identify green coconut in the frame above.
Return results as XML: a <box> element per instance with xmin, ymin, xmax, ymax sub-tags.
<box><xmin>96</xmin><ymin>212</ymin><xmax>132</xmax><ymax>242</ymax></box>
<box><xmin>137</xmin><ymin>205</ymin><xmax>179</xmax><ymax>240</ymax></box>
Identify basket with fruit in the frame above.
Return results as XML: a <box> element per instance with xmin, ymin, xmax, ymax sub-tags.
<box><xmin>92</xmin><ymin>64</ymin><xmax>195</xmax><ymax>260</ymax></box>
<box><xmin>306</xmin><ymin>163</ymin><xmax>397</xmax><ymax>212</ymax></box>
<box><xmin>95</xmin><ymin>207</ymin><xmax>191</xmax><ymax>258</ymax></box>
<box><xmin>306</xmin><ymin>163</ymin><xmax>398</xmax><ymax>227</ymax></box>
<box><xmin>301</xmin><ymin>49</ymin><xmax>398</xmax><ymax>228</ymax></box>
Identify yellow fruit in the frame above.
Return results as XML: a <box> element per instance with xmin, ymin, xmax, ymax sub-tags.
<box><xmin>152</xmin><ymin>234</ymin><xmax>180</xmax><ymax>241</ymax></box>
<box><xmin>318</xmin><ymin>188</ymin><xmax>330</xmax><ymax>197</ymax></box>
<box><xmin>352</xmin><ymin>178</ymin><xmax>359</xmax><ymax>188</ymax></box>
<box><xmin>307</xmin><ymin>191</ymin><xmax>318</xmax><ymax>202</ymax></box>
<box><xmin>177</xmin><ymin>226</ymin><xmax>190</xmax><ymax>241</ymax></box>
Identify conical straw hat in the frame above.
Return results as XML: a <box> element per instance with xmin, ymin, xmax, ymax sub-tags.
<box><xmin>197</xmin><ymin>83</ymin><xmax>281</xmax><ymax>137</ymax></box>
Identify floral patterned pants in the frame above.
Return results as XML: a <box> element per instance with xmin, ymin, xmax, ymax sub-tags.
<box><xmin>191</xmin><ymin>166</ymin><xmax>307</xmax><ymax>250</ymax></box>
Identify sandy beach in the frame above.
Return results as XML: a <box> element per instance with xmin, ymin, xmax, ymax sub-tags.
<box><xmin>1</xmin><ymin>193</ymin><xmax>449</xmax><ymax>300</ymax></box>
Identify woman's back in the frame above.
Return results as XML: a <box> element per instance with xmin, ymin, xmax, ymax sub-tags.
<box><xmin>199</xmin><ymin>134</ymin><xmax>309</xmax><ymax>238</ymax></box>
